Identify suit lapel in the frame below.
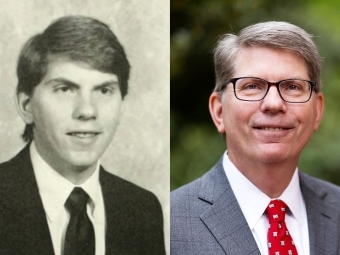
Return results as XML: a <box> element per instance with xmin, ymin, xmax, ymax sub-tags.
<box><xmin>300</xmin><ymin>172</ymin><xmax>339</xmax><ymax>255</ymax></box>
<box><xmin>195</xmin><ymin>158</ymin><xmax>340</xmax><ymax>255</ymax></box>
<box><xmin>100</xmin><ymin>168</ymin><xmax>133</xmax><ymax>255</ymax></box>
<box><xmin>100</xmin><ymin>168</ymin><xmax>117</xmax><ymax>255</ymax></box>
<box><xmin>2</xmin><ymin>145</ymin><xmax>54</xmax><ymax>255</ymax></box>
<box><xmin>199</xmin><ymin>158</ymin><xmax>261</xmax><ymax>255</ymax></box>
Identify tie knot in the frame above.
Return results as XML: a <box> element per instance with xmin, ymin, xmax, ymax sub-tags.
<box><xmin>266</xmin><ymin>199</ymin><xmax>288</xmax><ymax>223</ymax></box>
<box><xmin>65</xmin><ymin>187</ymin><xmax>90</xmax><ymax>213</ymax></box>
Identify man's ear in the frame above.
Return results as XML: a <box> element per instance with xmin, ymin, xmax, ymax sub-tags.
<box><xmin>313</xmin><ymin>92</ymin><xmax>324</xmax><ymax>131</ymax></box>
<box><xmin>16</xmin><ymin>92</ymin><xmax>34</xmax><ymax>124</ymax></box>
<box><xmin>209</xmin><ymin>92</ymin><xmax>226</xmax><ymax>134</ymax></box>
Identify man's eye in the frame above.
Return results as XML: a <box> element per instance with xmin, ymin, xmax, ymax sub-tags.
<box><xmin>100</xmin><ymin>87</ymin><xmax>113</xmax><ymax>94</ymax></box>
<box><xmin>101</xmin><ymin>88</ymin><xmax>109</xmax><ymax>94</ymax></box>
<box><xmin>243</xmin><ymin>84</ymin><xmax>262</xmax><ymax>90</ymax></box>
<box><xmin>287</xmin><ymin>85</ymin><xmax>301</xmax><ymax>90</ymax></box>
<box><xmin>55</xmin><ymin>86</ymin><xmax>72</xmax><ymax>92</ymax></box>
<box><xmin>60</xmin><ymin>87</ymin><xmax>70</xmax><ymax>92</ymax></box>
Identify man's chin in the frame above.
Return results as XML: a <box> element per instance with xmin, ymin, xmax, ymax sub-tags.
<box><xmin>254</xmin><ymin>144</ymin><xmax>291</xmax><ymax>163</ymax></box>
<box><xmin>66</xmin><ymin>152</ymin><xmax>101</xmax><ymax>171</ymax></box>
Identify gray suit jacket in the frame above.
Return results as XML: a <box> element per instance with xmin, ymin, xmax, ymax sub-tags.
<box><xmin>171</xmin><ymin>157</ymin><xmax>340</xmax><ymax>255</ymax></box>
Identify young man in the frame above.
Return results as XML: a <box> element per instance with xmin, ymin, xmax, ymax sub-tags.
<box><xmin>0</xmin><ymin>15</ymin><xmax>165</xmax><ymax>255</ymax></box>
<box><xmin>171</xmin><ymin>21</ymin><xmax>340</xmax><ymax>255</ymax></box>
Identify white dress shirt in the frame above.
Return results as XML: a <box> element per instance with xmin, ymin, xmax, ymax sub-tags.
<box><xmin>30</xmin><ymin>141</ymin><xmax>106</xmax><ymax>255</ymax></box>
<box><xmin>223</xmin><ymin>152</ymin><xmax>309</xmax><ymax>255</ymax></box>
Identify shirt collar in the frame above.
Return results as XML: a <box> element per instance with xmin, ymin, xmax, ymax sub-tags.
<box><xmin>30</xmin><ymin>141</ymin><xmax>103</xmax><ymax>223</ymax></box>
<box><xmin>279</xmin><ymin>168</ymin><xmax>305</xmax><ymax>226</ymax></box>
<box><xmin>222</xmin><ymin>152</ymin><xmax>305</xmax><ymax>230</ymax></box>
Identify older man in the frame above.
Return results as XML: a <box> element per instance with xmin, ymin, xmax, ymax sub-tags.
<box><xmin>171</xmin><ymin>21</ymin><xmax>340</xmax><ymax>255</ymax></box>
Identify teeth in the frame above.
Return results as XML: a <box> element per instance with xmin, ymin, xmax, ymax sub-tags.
<box><xmin>262</xmin><ymin>127</ymin><xmax>284</xmax><ymax>131</ymax></box>
<box><xmin>71</xmin><ymin>132</ymin><xmax>96</xmax><ymax>138</ymax></box>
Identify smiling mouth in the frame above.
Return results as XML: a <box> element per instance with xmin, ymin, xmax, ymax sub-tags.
<box><xmin>255</xmin><ymin>127</ymin><xmax>290</xmax><ymax>131</ymax></box>
<box><xmin>67</xmin><ymin>132</ymin><xmax>100</xmax><ymax>138</ymax></box>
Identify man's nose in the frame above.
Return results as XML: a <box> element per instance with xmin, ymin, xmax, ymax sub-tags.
<box><xmin>72</xmin><ymin>92</ymin><xmax>97</xmax><ymax>120</ymax></box>
<box><xmin>260</xmin><ymin>85</ymin><xmax>287</xmax><ymax>113</ymax></box>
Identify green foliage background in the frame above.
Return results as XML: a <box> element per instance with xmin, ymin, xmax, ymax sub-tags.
<box><xmin>171</xmin><ymin>0</ymin><xmax>340</xmax><ymax>190</ymax></box>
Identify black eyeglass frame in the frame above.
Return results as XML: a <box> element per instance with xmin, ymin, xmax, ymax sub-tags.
<box><xmin>220</xmin><ymin>77</ymin><xmax>317</xmax><ymax>103</ymax></box>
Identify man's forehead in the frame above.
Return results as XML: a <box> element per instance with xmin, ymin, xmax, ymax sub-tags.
<box><xmin>46</xmin><ymin>55</ymin><xmax>93</xmax><ymax>71</ymax></box>
<box><xmin>46</xmin><ymin>54</ymin><xmax>117</xmax><ymax>76</ymax></box>
<box><xmin>41</xmin><ymin>55</ymin><xmax>119</xmax><ymax>86</ymax></box>
<box><xmin>233</xmin><ymin>46</ymin><xmax>308</xmax><ymax>79</ymax></box>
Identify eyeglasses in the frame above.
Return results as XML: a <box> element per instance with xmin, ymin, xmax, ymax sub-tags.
<box><xmin>220</xmin><ymin>77</ymin><xmax>316</xmax><ymax>103</ymax></box>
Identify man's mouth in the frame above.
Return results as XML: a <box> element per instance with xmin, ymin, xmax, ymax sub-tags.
<box><xmin>67</xmin><ymin>132</ymin><xmax>100</xmax><ymax>138</ymax></box>
<box><xmin>256</xmin><ymin>127</ymin><xmax>289</xmax><ymax>131</ymax></box>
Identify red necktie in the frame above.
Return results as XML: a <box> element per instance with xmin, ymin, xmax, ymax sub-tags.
<box><xmin>266</xmin><ymin>199</ymin><xmax>298</xmax><ymax>255</ymax></box>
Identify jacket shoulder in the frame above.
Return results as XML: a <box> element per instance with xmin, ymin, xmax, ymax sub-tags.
<box><xmin>0</xmin><ymin>146</ymin><xmax>29</xmax><ymax>173</ymax></box>
<box><xmin>100</xmin><ymin>168</ymin><xmax>160</xmax><ymax>203</ymax></box>
<box><xmin>300</xmin><ymin>171</ymin><xmax>340</xmax><ymax>202</ymax></box>
<box><xmin>171</xmin><ymin>176</ymin><xmax>202</xmax><ymax>205</ymax></box>
<box><xmin>100</xmin><ymin>168</ymin><xmax>166</xmax><ymax>254</ymax></box>
<box><xmin>100</xmin><ymin>168</ymin><xmax>164</xmax><ymax>225</ymax></box>
<box><xmin>0</xmin><ymin>145</ymin><xmax>32</xmax><ymax>192</ymax></box>
<box><xmin>171</xmin><ymin>157</ymin><xmax>224</xmax><ymax>206</ymax></box>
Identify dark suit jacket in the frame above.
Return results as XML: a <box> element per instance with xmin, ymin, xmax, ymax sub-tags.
<box><xmin>171</xmin><ymin>157</ymin><xmax>340</xmax><ymax>255</ymax></box>
<box><xmin>0</xmin><ymin>145</ymin><xmax>165</xmax><ymax>255</ymax></box>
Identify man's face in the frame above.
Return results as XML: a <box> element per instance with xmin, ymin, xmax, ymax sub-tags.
<box><xmin>20</xmin><ymin>56</ymin><xmax>123</xmax><ymax>175</ymax></box>
<box><xmin>209</xmin><ymin>47</ymin><xmax>324</xmax><ymax>165</ymax></box>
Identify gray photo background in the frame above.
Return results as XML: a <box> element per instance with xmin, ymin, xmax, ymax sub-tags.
<box><xmin>0</xmin><ymin>0</ymin><xmax>169</xmax><ymax>253</ymax></box>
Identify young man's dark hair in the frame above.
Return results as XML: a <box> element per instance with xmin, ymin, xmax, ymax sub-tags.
<box><xmin>17</xmin><ymin>15</ymin><xmax>130</xmax><ymax>142</ymax></box>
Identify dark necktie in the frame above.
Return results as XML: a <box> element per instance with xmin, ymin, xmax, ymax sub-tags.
<box><xmin>64</xmin><ymin>187</ymin><xmax>95</xmax><ymax>255</ymax></box>
<box><xmin>266</xmin><ymin>199</ymin><xmax>298</xmax><ymax>255</ymax></box>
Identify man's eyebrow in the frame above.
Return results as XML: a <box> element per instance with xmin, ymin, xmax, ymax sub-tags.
<box><xmin>94</xmin><ymin>81</ymin><xmax>119</xmax><ymax>90</ymax></box>
<box><xmin>45</xmin><ymin>78</ymin><xmax>80</xmax><ymax>88</ymax></box>
<box><xmin>45</xmin><ymin>78</ymin><xmax>119</xmax><ymax>89</ymax></box>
